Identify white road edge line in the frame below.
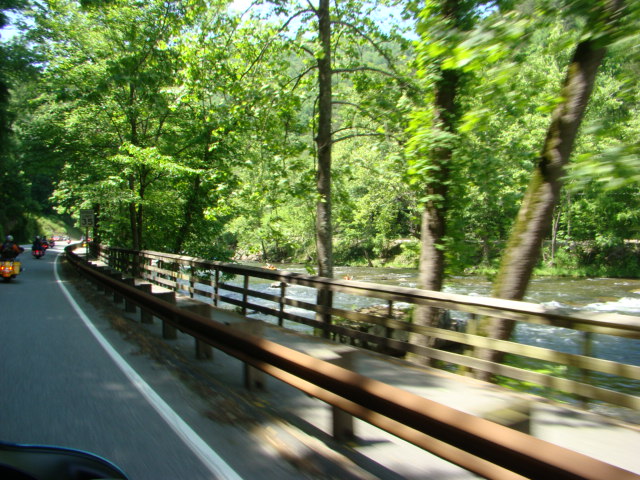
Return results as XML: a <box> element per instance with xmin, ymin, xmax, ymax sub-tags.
<box><xmin>54</xmin><ymin>253</ymin><xmax>244</xmax><ymax>480</ymax></box>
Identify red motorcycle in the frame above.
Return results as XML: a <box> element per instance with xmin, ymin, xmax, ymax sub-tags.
<box><xmin>32</xmin><ymin>247</ymin><xmax>45</xmax><ymax>259</ymax></box>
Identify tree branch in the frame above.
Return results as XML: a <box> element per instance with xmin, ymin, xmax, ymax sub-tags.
<box><xmin>287</xmin><ymin>64</ymin><xmax>317</xmax><ymax>91</ymax></box>
<box><xmin>332</xmin><ymin>131</ymin><xmax>388</xmax><ymax>145</ymax></box>
<box><xmin>331</xmin><ymin>20</ymin><xmax>399</xmax><ymax>73</ymax></box>
<box><xmin>330</xmin><ymin>19</ymin><xmax>418</xmax><ymax>94</ymax></box>
<box><xmin>332</xmin><ymin>100</ymin><xmax>389</xmax><ymax>125</ymax></box>
<box><xmin>332</xmin><ymin>66</ymin><xmax>397</xmax><ymax>77</ymax></box>
<box><xmin>305</xmin><ymin>0</ymin><xmax>318</xmax><ymax>14</ymax></box>
<box><xmin>239</xmin><ymin>8</ymin><xmax>315</xmax><ymax>81</ymax></box>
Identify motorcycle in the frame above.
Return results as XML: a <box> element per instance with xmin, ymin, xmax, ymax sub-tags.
<box><xmin>0</xmin><ymin>441</ymin><xmax>128</xmax><ymax>479</ymax></box>
<box><xmin>0</xmin><ymin>259</ymin><xmax>21</xmax><ymax>282</ymax></box>
<box><xmin>32</xmin><ymin>248</ymin><xmax>45</xmax><ymax>259</ymax></box>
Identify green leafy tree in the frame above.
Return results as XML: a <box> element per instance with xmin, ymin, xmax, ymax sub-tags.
<box><xmin>24</xmin><ymin>0</ymin><xmax>218</xmax><ymax>251</ymax></box>
<box><xmin>254</xmin><ymin>0</ymin><xmax>414</xmax><ymax>277</ymax></box>
<box><xmin>406</xmin><ymin>0</ymin><xmax>521</xmax><ymax>362</ymax></box>
<box><xmin>478</xmin><ymin>0</ymin><xmax>633</xmax><ymax>377</ymax></box>
<box><xmin>0</xmin><ymin>0</ymin><xmax>33</xmax><ymax>239</ymax></box>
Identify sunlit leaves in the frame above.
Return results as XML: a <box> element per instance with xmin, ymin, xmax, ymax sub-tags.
<box><xmin>571</xmin><ymin>143</ymin><xmax>640</xmax><ymax>191</ymax></box>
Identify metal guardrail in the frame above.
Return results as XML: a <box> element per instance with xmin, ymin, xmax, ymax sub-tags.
<box><xmin>96</xmin><ymin>245</ymin><xmax>640</xmax><ymax>411</ymax></box>
<box><xmin>64</xmin><ymin>244</ymin><xmax>640</xmax><ymax>480</ymax></box>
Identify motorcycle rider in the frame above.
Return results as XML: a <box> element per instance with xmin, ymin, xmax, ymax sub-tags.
<box><xmin>1</xmin><ymin>235</ymin><xmax>24</xmax><ymax>260</ymax></box>
<box><xmin>32</xmin><ymin>235</ymin><xmax>45</xmax><ymax>255</ymax></box>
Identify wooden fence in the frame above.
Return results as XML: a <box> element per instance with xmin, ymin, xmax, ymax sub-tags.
<box><xmin>97</xmin><ymin>245</ymin><xmax>640</xmax><ymax>412</ymax></box>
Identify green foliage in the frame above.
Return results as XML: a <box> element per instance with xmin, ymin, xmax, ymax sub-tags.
<box><xmin>1</xmin><ymin>0</ymin><xmax>638</xmax><ymax>277</ymax></box>
<box><xmin>539</xmin><ymin>240</ymin><xmax>640</xmax><ymax>278</ymax></box>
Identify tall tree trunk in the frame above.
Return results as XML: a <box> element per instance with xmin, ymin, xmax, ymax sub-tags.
<box><xmin>476</xmin><ymin>1</ymin><xmax>624</xmax><ymax>379</ymax></box>
<box><xmin>173</xmin><ymin>174</ymin><xmax>201</xmax><ymax>254</ymax></box>
<box><xmin>128</xmin><ymin>174</ymin><xmax>140</xmax><ymax>250</ymax></box>
<box><xmin>313</xmin><ymin>0</ymin><xmax>334</xmax><ymax>337</ymax></box>
<box><xmin>92</xmin><ymin>203</ymin><xmax>101</xmax><ymax>248</ymax></box>
<box><xmin>135</xmin><ymin>202</ymin><xmax>143</xmax><ymax>249</ymax></box>
<box><xmin>174</xmin><ymin>127</ymin><xmax>214</xmax><ymax>254</ymax></box>
<box><xmin>412</xmin><ymin>6</ymin><xmax>463</xmax><ymax>366</ymax></box>
<box><xmin>315</xmin><ymin>0</ymin><xmax>333</xmax><ymax>280</ymax></box>
<box><xmin>127</xmin><ymin>82</ymin><xmax>140</xmax><ymax>250</ymax></box>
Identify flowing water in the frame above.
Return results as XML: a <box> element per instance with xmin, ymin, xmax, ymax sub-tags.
<box><xmin>234</xmin><ymin>264</ymin><xmax>640</xmax><ymax>365</ymax></box>
<box><xmin>197</xmin><ymin>264</ymin><xmax>640</xmax><ymax>418</ymax></box>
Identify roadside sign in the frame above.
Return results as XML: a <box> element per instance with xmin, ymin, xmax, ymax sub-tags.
<box><xmin>80</xmin><ymin>209</ymin><xmax>95</xmax><ymax>228</ymax></box>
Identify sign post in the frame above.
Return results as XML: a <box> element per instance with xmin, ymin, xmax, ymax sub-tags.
<box><xmin>80</xmin><ymin>209</ymin><xmax>95</xmax><ymax>258</ymax></box>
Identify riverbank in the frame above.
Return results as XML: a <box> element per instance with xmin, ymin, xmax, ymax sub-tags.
<box><xmin>238</xmin><ymin>238</ymin><xmax>640</xmax><ymax>279</ymax></box>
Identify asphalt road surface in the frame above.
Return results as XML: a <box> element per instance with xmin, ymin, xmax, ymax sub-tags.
<box><xmin>2</xmin><ymin>246</ymin><xmax>417</xmax><ymax>480</ymax></box>
<box><xmin>0</xmin><ymin>246</ymin><xmax>244</xmax><ymax>480</ymax></box>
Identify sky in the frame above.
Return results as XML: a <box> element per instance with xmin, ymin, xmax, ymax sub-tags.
<box><xmin>1</xmin><ymin>10</ymin><xmax>21</xmax><ymax>43</ymax></box>
<box><xmin>0</xmin><ymin>1</ymin><xmax>416</xmax><ymax>43</ymax></box>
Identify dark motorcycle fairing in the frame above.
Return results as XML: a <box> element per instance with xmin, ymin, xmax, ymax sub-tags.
<box><xmin>0</xmin><ymin>442</ymin><xmax>128</xmax><ymax>480</ymax></box>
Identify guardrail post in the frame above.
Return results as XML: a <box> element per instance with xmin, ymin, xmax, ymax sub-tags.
<box><xmin>171</xmin><ymin>261</ymin><xmax>180</xmax><ymax>294</ymax></box>
<box><xmin>175</xmin><ymin>297</ymin><xmax>214</xmax><ymax>360</ymax></box>
<box><xmin>307</xmin><ymin>346</ymin><xmax>356</xmax><ymax>441</ymax></box>
<box><xmin>111</xmin><ymin>273</ymin><xmax>125</xmax><ymax>304</ymax></box>
<box><xmin>461</xmin><ymin>314</ymin><xmax>478</xmax><ymax>375</ymax></box>
<box><xmin>481</xmin><ymin>400</ymin><xmax>531</xmax><ymax>434</ymax></box>
<box><xmin>163</xmin><ymin>315</ymin><xmax>178</xmax><ymax>340</ymax></box>
<box><xmin>196</xmin><ymin>338</ymin><xmax>213</xmax><ymax>360</ymax></box>
<box><xmin>331</xmin><ymin>350</ymin><xmax>356</xmax><ymax>441</ymax></box>
<box><xmin>227</xmin><ymin>319</ymin><xmax>266</xmax><ymax>390</ymax></box>
<box><xmin>579</xmin><ymin>331</ymin><xmax>594</xmax><ymax>408</ymax></box>
<box><xmin>157</xmin><ymin>291</ymin><xmax>177</xmax><ymax>339</ymax></box>
<box><xmin>93</xmin><ymin>265</ymin><xmax>112</xmax><ymax>294</ymax></box>
<box><xmin>138</xmin><ymin>284</ymin><xmax>154</xmax><ymax>324</ymax></box>
<box><xmin>143</xmin><ymin>256</ymin><xmax>152</xmax><ymax>284</ymax></box>
<box><xmin>189</xmin><ymin>265</ymin><xmax>195</xmax><ymax>299</ymax></box>
<box><xmin>381</xmin><ymin>300</ymin><xmax>395</xmax><ymax>354</ymax></box>
<box><xmin>122</xmin><ymin>277</ymin><xmax>136</xmax><ymax>313</ymax></box>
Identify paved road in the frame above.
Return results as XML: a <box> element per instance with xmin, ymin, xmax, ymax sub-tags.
<box><xmin>0</xmin><ymin>247</ymin><xmax>240</xmax><ymax>479</ymax></box>
<box><xmin>4</xmin><ymin>246</ymin><xmax>639</xmax><ymax>480</ymax></box>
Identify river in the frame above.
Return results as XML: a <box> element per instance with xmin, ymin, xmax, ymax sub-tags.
<box><xmin>198</xmin><ymin>263</ymin><xmax>640</xmax><ymax>419</ymax></box>
<box><xmin>237</xmin><ymin>264</ymin><xmax>640</xmax><ymax>369</ymax></box>
<box><xmin>254</xmin><ymin>263</ymin><xmax>640</xmax><ymax>314</ymax></box>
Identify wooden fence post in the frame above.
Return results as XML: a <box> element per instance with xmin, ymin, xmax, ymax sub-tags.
<box><xmin>316</xmin><ymin>287</ymin><xmax>333</xmax><ymax>339</ymax></box>
<box><xmin>579</xmin><ymin>331</ymin><xmax>594</xmax><ymax>408</ymax></box>
<box><xmin>241</xmin><ymin>275</ymin><xmax>249</xmax><ymax>316</ymax></box>
<box><xmin>213</xmin><ymin>268</ymin><xmax>220</xmax><ymax>307</ymax></box>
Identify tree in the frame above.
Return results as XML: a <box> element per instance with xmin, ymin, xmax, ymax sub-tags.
<box><xmin>26</xmin><ymin>0</ymin><xmax>209</xmax><ymax>250</ymax></box>
<box><xmin>0</xmin><ymin>0</ymin><xmax>33</xmax><ymax>239</ymax></box>
<box><xmin>478</xmin><ymin>0</ymin><xmax>631</xmax><ymax>375</ymax></box>
<box><xmin>254</xmin><ymin>0</ymin><xmax>413</xmax><ymax>277</ymax></box>
<box><xmin>406</xmin><ymin>0</ymin><xmax>517</xmax><ymax>363</ymax></box>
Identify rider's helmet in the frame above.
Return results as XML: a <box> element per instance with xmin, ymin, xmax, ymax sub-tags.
<box><xmin>35</xmin><ymin>236</ymin><xmax>40</xmax><ymax>240</ymax></box>
<box><xmin>6</xmin><ymin>235</ymin><xmax>13</xmax><ymax>242</ymax></box>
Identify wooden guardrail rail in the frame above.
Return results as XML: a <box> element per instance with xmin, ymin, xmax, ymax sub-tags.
<box><xmin>95</xmin><ymin>245</ymin><xmax>640</xmax><ymax>411</ymax></box>
<box><xmin>66</xmin><ymin>244</ymin><xmax>640</xmax><ymax>480</ymax></box>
